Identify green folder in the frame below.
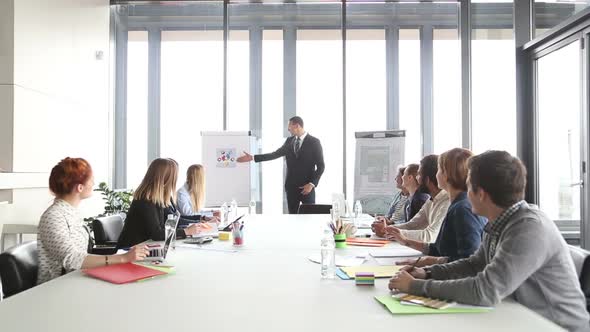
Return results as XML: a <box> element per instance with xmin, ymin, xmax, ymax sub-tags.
<box><xmin>375</xmin><ymin>295</ymin><xmax>493</xmax><ymax>315</ymax></box>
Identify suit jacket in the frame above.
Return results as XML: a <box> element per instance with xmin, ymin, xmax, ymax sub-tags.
<box><xmin>254</xmin><ymin>134</ymin><xmax>325</xmax><ymax>190</ymax></box>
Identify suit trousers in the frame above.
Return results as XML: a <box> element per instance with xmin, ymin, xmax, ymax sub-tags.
<box><xmin>286</xmin><ymin>186</ymin><xmax>316</xmax><ymax>214</ymax></box>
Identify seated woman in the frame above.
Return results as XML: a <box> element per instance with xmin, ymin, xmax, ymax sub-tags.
<box><xmin>117</xmin><ymin>158</ymin><xmax>202</xmax><ymax>248</ymax></box>
<box><xmin>38</xmin><ymin>158</ymin><xmax>147</xmax><ymax>284</ymax></box>
<box><xmin>400</xmin><ymin>164</ymin><xmax>430</xmax><ymax>223</ymax></box>
<box><xmin>386</xmin><ymin>148</ymin><xmax>486</xmax><ymax>266</ymax></box>
<box><xmin>375</xmin><ymin>166</ymin><xmax>408</xmax><ymax>225</ymax></box>
<box><xmin>176</xmin><ymin>164</ymin><xmax>219</xmax><ymax>223</ymax></box>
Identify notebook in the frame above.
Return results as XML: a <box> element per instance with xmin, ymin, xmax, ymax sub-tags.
<box><xmin>83</xmin><ymin>262</ymin><xmax>167</xmax><ymax>284</ymax></box>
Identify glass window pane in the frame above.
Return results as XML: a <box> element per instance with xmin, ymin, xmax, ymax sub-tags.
<box><xmin>297</xmin><ymin>28</ymin><xmax>343</xmax><ymax>204</ymax></box>
<box><xmin>345</xmin><ymin>29</ymin><xmax>386</xmax><ymax>202</ymax></box>
<box><xmin>126</xmin><ymin>30</ymin><xmax>148</xmax><ymax>189</ymax></box>
<box><xmin>472</xmin><ymin>3</ymin><xmax>516</xmax><ymax>155</ymax></box>
<box><xmin>227</xmin><ymin>29</ymin><xmax>250</xmax><ymax>131</ymax></box>
<box><xmin>399</xmin><ymin>29</ymin><xmax>421</xmax><ymax>164</ymax></box>
<box><xmin>433</xmin><ymin>28</ymin><xmax>461</xmax><ymax>154</ymax></box>
<box><xmin>537</xmin><ymin>41</ymin><xmax>581</xmax><ymax>222</ymax></box>
<box><xmin>261</xmin><ymin>30</ymin><xmax>284</xmax><ymax>214</ymax></box>
<box><xmin>534</xmin><ymin>1</ymin><xmax>590</xmax><ymax>37</ymax></box>
<box><xmin>160</xmin><ymin>30</ymin><xmax>224</xmax><ymax>188</ymax></box>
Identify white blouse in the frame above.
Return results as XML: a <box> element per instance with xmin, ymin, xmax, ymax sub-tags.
<box><xmin>37</xmin><ymin>199</ymin><xmax>89</xmax><ymax>284</ymax></box>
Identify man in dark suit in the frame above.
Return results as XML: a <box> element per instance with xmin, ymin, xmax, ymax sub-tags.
<box><xmin>237</xmin><ymin>116</ymin><xmax>325</xmax><ymax>214</ymax></box>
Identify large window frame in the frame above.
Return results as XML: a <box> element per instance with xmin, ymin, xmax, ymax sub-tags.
<box><xmin>111</xmin><ymin>0</ymin><xmax>516</xmax><ymax>213</ymax></box>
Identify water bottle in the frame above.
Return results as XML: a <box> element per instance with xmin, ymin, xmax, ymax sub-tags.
<box><xmin>332</xmin><ymin>200</ymin><xmax>340</xmax><ymax>220</ymax></box>
<box><xmin>320</xmin><ymin>229</ymin><xmax>336</xmax><ymax>279</ymax></box>
<box><xmin>354</xmin><ymin>200</ymin><xmax>362</xmax><ymax>218</ymax></box>
<box><xmin>165</xmin><ymin>214</ymin><xmax>177</xmax><ymax>250</ymax></box>
<box><xmin>221</xmin><ymin>202</ymin><xmax>229</xmax><ymax>224</ymax></box>
<box><xmin>249</xmin><ymin>199</ymin><xmax>256</xmax><ymax>215</ymax></box>
<box><xmin>230</xmin><ymin>198</ymin><xmax>238</xmax><ymax>220</ymax></box>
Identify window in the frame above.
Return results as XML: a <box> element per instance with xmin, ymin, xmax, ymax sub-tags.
<box><xmin>297</xmin><ymin>29</ymin><xmax>343</xmax><ymax>204</ymax></box>
<box><xmin>399</xmin><ymin>29</ymin><xmax>422</xmax><ymax>164</ymax></box>
<box><xmin>537</xmin><ymin>41</ymin><xmax>581</xmax><ymax>222</ymax></box>
<box><xmin>160</xmin><ymin>30</ymin><xmax>224</xmax><ymax>188</ymax></box>
<box><xmin>433</xmin><ymin>28</ymin><xmax>461</xmax><ymax>155</ymax></box>
<box><xmin>345</xmin><ymin>29</ymin><xmax>386</xmax><ymax>201</ymax></box>
<box><xmin>471</xmin><ymin>2</ymin><xmax>516</xmax><ymax>155</ymax></box>
<box><xmin>534</xmin><ymin>0</ymin><xmax>590</xmax><ymax>37</ymax></box>
<box><xmin>261</xmin><ymin>30</ymin><xmax>284</xmax><ymax>214</ymax></box>
<box><xmin>227</xmin><ymin>29</ymin><xmax>250</xmax><ymax>131</ymax></box>
<box><xmin>126</xmin><ymin>31</ymin><xmax>148</xmax><ymax>189</ymax></box>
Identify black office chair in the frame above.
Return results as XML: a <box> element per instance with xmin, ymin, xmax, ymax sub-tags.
<box><xmin>569</xmin><ymin>245</ymin><xmax>590</xmax><ymax>312</ymax></box>
<box><xmin>92</xmin><ymin>215</ymin><xmax>124</xmax><ymax>255</ymax></box>
<box><xmin>0</xmin><ymin>241</ymin><xmax>38</xmax><ymax>298</ymax></box>
<box><xmin>297</xmin><ymin>204</ymin><xmax>332</xmax><ymax>215</ymax></box>
<box><xmin>92</xmin><ymin>214</ymin><xmax>124</xmax><ymax>245</ymax></box>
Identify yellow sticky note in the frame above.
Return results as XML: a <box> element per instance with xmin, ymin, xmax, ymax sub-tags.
<box><xmin>341</xmin><ymin>265</ymin><xmax>402</xmax><ymax>278</ymax></box>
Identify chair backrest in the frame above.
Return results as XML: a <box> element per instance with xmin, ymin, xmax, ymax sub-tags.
<box><xmin>92</xmin><ymin>214</ymin><xmax>124</xmax><ymax>245</ymax></box>
<box><xmin>569</xmin><ymin>245</ymin><xmax>590</xmax><ymax>312</ymax></box>
<box><xmin>0</xmin><ymin>241</ymin><xmax>38</xmax><ymax>298</ymax></box>
<box><xmin>297</xmin><ymin>204</ymin><xmax>332</xmax><ymax>215</ymax></box>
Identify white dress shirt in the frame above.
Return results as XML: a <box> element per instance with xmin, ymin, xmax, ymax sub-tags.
<box><xmin>396</xmin><ymin>190</ymin><xmax>450</xmax><ymax>243</ymax></box>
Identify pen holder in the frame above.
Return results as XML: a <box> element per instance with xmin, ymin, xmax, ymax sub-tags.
<box><xmin>334</xmin><ymin>233</ymin><xmax>347</xmax><ymax>248</ymax></box>
<box><xmin>232</xmin><ymin>229</ymin><xmax>244</xmax><ymax>246</ymax></box>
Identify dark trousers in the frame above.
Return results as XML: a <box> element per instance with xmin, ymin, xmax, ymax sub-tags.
<box><xmin>286</xmin><ymin>186</ymin><xmax>316</xmax><ymax>214</ymax></box>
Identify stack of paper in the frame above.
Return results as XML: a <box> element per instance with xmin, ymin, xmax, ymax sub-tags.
<box><xmin>375</xmin><ymin>294</ymin><xmax>493</xmax><ymax>315</ymax></box>
<box><xmin>340</xmin><ymin>265</ymin><xmax>402</xmax><ymax>278</ymax></box>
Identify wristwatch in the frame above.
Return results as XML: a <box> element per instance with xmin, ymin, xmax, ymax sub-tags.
<box><xmin>424</xmin><ymin>267</ymin><xmax>432</xmax><ymax>280</ymax></box>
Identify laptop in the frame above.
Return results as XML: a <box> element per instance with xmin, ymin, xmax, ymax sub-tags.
<box><xmin>143</xmin><ymin>214</ymin><xmax>180</xmax><ymax>262</ymax></box>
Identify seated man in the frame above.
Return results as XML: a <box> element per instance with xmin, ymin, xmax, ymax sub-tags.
<box><xmin>389</xmin><ymin>151</ymin><xmax>589</xmax><ymax>331</ymax></box>
<box><xmin>373</xmin><ymin>155</ymin><xmax>450</xmax><ymax>243</ymax></box>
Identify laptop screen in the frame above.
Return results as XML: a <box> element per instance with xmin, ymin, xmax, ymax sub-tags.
<box><xmin>161</xmin><ymin>214</ymin><xmax>179</xmax><ymax>259</ymax></box>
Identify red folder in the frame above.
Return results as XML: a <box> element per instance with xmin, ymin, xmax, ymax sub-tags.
<box><xmin>83</xmin><ymin>262</ymin><xmax>167</xmax><ymax>284</ymax></box>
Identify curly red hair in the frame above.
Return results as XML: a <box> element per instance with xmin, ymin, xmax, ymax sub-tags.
<box><xmin>49</xmin><ymin>157</ymin><xmax>93</xmax><ymax>196</ymax></box>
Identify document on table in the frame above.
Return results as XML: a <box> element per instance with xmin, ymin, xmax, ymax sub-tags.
<box><xmin>369</xmin><ymin>247</ymin><xmax>423</xmax><ymax>257</ymax></box>
<box><xmin>375</xmin><ymin>295</ymin><xmax>493</xmax><ymax>315</ymax></box>
<box><xmin>308</xmin><ymin>253</ymin><xmax>365</xmax><ymax>267</ymax></box>
<box><xmin>340</xmin><ymin>265</ymin><xmax>402</xmax><ymax>278</ymax></box>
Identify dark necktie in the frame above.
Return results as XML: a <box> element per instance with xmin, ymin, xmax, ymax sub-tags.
<box><xmin>294</xmin><ymin>137</ymin><xmax>301</xmax><ymax>156</ymax></box>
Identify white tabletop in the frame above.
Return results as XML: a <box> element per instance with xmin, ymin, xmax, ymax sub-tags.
<box><xmin>0</xmin><ymin>214</ymin><xmax>562</xmax><ymax>332</ymax></box>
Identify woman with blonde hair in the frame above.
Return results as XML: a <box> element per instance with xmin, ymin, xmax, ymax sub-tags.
<box><xmin>117</xmin><ymin>158</ymin><xmax>202</xmax><ymax>248</ymax></box>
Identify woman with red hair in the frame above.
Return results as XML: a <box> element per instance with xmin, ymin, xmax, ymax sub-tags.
<box><xmin>37</xmin><ymin>157</ymin><xmax>148</xmax><ymax>284</ymax></box>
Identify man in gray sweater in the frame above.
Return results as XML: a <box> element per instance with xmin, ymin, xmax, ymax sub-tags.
<box><xmin>389</xmin><ymin>150</ymin><xmax>589</xmax><ymax>331</ymax></box>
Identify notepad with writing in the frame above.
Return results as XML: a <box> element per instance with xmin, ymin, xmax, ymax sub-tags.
<box><xmin>83</xmin><ymin>262</ymin><xmax>167</xmax><ymax>284</ymax></box>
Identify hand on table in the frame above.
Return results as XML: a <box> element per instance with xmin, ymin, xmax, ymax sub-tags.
<box><xmin>124</xmin><ymin>244</ymin><xmax>148</xmax><ymax>262</ymax></box>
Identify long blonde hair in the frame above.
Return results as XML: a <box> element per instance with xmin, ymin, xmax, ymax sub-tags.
<box><xmin>186</xmin><ymin>164</ymin><xmax>205</xmax><ymax>212</ymax></box>
<box><xmin>134</xmin><ymin>158</ymin><xmax>178</xmax><ymax>207</ymax></box>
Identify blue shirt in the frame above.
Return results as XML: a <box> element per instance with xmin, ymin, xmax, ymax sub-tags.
<box><xmin>428</xmin><ymin>192</ymin><xmax>487</xmax><ymax>262</ymax></box>
<box><xmin>176</xmin><ymin>184</ymin><xmax>213</xmax><ymax>218</ymax></box>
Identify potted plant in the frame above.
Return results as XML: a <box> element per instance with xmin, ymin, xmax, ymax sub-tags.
<box><xmin>84</xmin><ymin>182</ymin><xmax>133</xmax><ymax>230</ymax></box>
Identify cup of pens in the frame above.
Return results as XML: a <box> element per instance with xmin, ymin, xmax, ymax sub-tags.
<box><xmin>329</xmin><ymin>218</ymin><xmax>351</xmax><ymax>248</ymax></box>
<box><xmin>232</xmin><ymin>220</ymin><xmax>244</xmax><ymax>246</ymax></box>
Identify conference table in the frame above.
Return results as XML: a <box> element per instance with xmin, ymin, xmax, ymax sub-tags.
<box><xmin>0</xmin><ymin>214</ymin><xmax>562</xmax><ymax>332</ymax></box>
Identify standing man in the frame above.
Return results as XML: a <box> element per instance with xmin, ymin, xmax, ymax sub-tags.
<box><xmin>237</xmin><ymin>116</ymin><xmax>325</xmax><ymax>214</ymax></box>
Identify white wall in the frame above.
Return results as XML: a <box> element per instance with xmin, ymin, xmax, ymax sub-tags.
<box><xmin>0</xmin><ymin>0</ymin><xmax>111</xmax><ymax>249</ymax></box>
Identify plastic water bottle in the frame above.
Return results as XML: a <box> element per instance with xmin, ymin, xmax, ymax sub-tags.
<box><xmin>230</xmin><ymin>198</ymin><xmax>238</xmax><ymax>220</ymax></box>
<box><xmin>221</xmin><ymin>202</ymin><xmax>229</xmax><ymax>224</ymax></box>
<box><xmin>332</xmin><ymin>200</ymin><xmax>340</xmax><ymax>220</ymax></box>
<box><xmin>249</xmin><ymin>199</ymin><xmax>256</xmax><ymax>215</ymax></box>
<box><xmin>165</xmin><ymin>214</ymin><xmax>177</xmax><ymax>250</ymax></box>
<box><xmin>320</xmin><ymin>229</ymin><xmax>336</xmax><ymax>279</ymax></box>
<box><xmin>354</xmin><ymin>200</ymin><xmax>362</xmax><ymax>218</ymax></box>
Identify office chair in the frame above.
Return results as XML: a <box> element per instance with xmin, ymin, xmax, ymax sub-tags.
<box><xmin>297</xmin><ymin>204</ymin><xmax>332</xmax><ymax>215</ymax></box>
<box><xmin>569</xmin><ymin>245</ymin><xmax>590</xmax><ymax>312</ymax></box>
<box><xmin>0</xmin><ymin>241</ymin><xmax>38</xmax><ymax>298</ymax></box>
<box><xmin>92</xmin><ymin>214</ymin><xmax>124</xmax><ymax>245</ymax></box>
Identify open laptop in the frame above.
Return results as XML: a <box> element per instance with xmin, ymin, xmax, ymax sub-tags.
<box><xmin>143</xmin><ymin>214</ymin><xmax>180</xmax><ymax>261</ymax></box>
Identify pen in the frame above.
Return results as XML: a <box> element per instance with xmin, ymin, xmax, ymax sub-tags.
<box><xmin>409</xmin><ymin>257</ymin><xmax>422</xmax><ymax>272</ymax></box>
